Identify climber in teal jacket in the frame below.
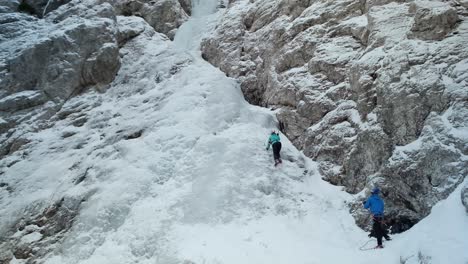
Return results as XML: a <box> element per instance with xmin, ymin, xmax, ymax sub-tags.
<box><xmin>266</xmin><ymin>130</ymin><xmax>282</xmax><ymax>166</ymax></box>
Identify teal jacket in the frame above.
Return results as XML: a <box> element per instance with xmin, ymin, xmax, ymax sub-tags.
<box><xmin>266</xmin><ymin>133</ymin><xmax>280</xmax><ymax>150</ymax></box>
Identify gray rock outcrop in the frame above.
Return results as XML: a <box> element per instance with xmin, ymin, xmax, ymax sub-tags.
<box><xmin>114</xmin><ymin>0</ymin><xmax>191</xmax><ymax>39</ymax></box>
<box><xmin>0</xmin><ymin>91</ymin><xmax>47</xmax><ymax>112</ymax></box>
<box><xmin>0</xmin><ymin>0</ymin><xmax>123</xmax><ymax>158</ymax></box>
<box><xmin>0</xmin><ymin>0</ymin><xmax>168</xmax><ymax>159</ymax></box>
<box><xmin>0</xmin><ymin>195</ymin><xmax>86</xmax><ymax>263</ymax></box>
<box><xmin>0</xmin><ymin>3</ymin><xmax>162</xmax><ymax>262</ymax></box>
<box><xmin>462</xmin><ymin>185</ymin><xmax>468</xmax><ymax>213</ymax></box>
<box><xmin>408</xmin><ymin>0</ymin><xmax>459</xmax><ymax>41</ymax></box>
<box><xmin>201</xmin><ymin>0</ymin><xmax>468</xmax><ymax>232</ymax></box>
<box><xmin>116</xmin><ymin>15</ymin><xmax>150</xmax><ymax>46</ymax></box>
<box><xmin>22</xmin><ymin>0</ymin><xmax>72</xmax><ymax>17</ymax></box>
<box><xmin>0</xmin><ymin>0</ymin><xmax>19</xmax><ymax>13</ymax></box>
<box><xmin>0</xmin><ymin>1</ymin><xmax>121</xmax><ymax>102</ymax></box>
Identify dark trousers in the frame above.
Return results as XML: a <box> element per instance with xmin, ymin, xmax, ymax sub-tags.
<box><xmin>372</xmin><ymin>217</ymin><xmax>386</xmax><ymax>246</ymax></box>
<box><xmin>272</xmin><ymin>142</ymin><xmax>281</xmax><ymax>160</ymax></box>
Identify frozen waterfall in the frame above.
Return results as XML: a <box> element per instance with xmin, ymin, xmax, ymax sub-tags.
<box><xmin>174</xmin><ymin>0</ymin><xmax>220</xmax><ymax>50</ymax></box>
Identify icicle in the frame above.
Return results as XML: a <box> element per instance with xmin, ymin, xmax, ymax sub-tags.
<box><xmin>42</xmin><ymin>0</ymin><xmax>53</xmax><ymax>18</ymax></box>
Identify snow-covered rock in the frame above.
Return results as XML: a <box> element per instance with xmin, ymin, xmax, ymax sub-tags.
<box><xmin>0</xmin><ymin>0</ymin><xmax>19</xmax><ymax>13</ymax></box>
<box><xmin>0</xmin><ymin>91</ymin><xmax>46</xmax><ymax>112</ymax></box>
<box><xmin>462</xmin><ymin>185</ymin><xmax>468</xmax><ymax>213</ymax></box>
<box><xmin>201</xmin><ymin>0</ymin><xmax>468</xmax><ymax>232</ymax></box>
<box><xmin>116</xmin><ymin>15</ymin><xmax>151</xmax><ymax>46</ymax></box>
<box><xmin>461</xmin><ymin>0</ymin><xmax>468</xmax><ymax>8</ymax></box>
<box><xmin>139</xmin><ymin>0</ymin><xmax>189</xmax><ymax>39</ymax></box>
<box><xmin>114</xmin><ymin>0</ymin><xmax>190</xmax><ymax>39</ymax></box>
<box><xmin>409</xmin><ymin>0</ymin><xmax>459</xmax><ymax>41</ymax></box>
<box><xmin>0</xmin><ymin>1</ymin><xmax>159</xmax><ymax>160</ymax></box>
<box><xmin>6</xmin><ymin>196</ymin><xmax>83</xmax><ymax>261</ymax></box>
<box><xmin>23</xmin><ymin>0</ymin><xmax>72</xmax><ymax>17</ymax></box>
<box><xmin>0</xmin><ymin>1</ymin><xmax>120</xmax><ymax>102</ymax></box>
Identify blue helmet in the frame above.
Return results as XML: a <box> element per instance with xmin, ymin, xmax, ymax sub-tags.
<box><xmin>372</xmin><ymin>187</ymin><xmax>380</xmax><ymax>194</ymax></box>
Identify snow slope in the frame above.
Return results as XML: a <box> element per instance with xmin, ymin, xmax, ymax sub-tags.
<box><xmin>1</xmin><ymin>1</ymin><xmax>467</xmax><ymax>263</ymax></box>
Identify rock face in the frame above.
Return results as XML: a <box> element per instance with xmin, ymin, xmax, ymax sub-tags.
<box><xmin>0</xmin><ymin>196</ymin><xmax>86</xmax><ymax>263</ymax></box>
<box><xmin>201</xmin><ymin>0</ymin><xmax>468</xmax><ymax>232</ymax></box>
<box><xmin>0</xmin><ymin>1</ymin><xmax>123</xmax><ymax>100</ymax></box>
<box><xmin>0</xmin><ymin>0</ymin><xmax>19</xmax><ymax>13</ymax></box>
<box><xmin>0</xmin><ymin>1</ymin><xmax>163</xmax><ymax>261</ymax></box>
<box><xmin>0</xmin><ymin>0</ymin><xmax>186</xmax><ymax>160</ymax></box>
<box><xmin>0</xmin><ymin>0</ymin><xmax>191</xmax><ymax>168</ymax></box>
<box><xmin>408</xmin><ymin>0</ymin><xmax>460</xmax><ymax>41</ymax></box>
<box><xmin>22</xmin><ymin>0</ymin><xmax>72</xmax><ymax>17</ymax></box>
<box><xmin>0</xmin><ymin>91</ymin><xmax>47</xmax><ymax>112</ymax></box>
<box><xmin>114</xmin><ymin>0</ymin><xmax>191</xmax><ymax>39</ymax></box>
<box><xmin>0</xmin><ymin>0</ymin><xmax>124</xmax><ymax>158</ymax></box>
<box><xmin>462</xmin><ymin>185</ymin><xmax>468</xmax><ymax>213</ymax></box>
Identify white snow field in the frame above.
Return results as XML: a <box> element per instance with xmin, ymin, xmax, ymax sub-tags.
<box><xmin>2</xmin><ymin>1</ymin><xmax>467</xmax><ymax>263</ymax></box>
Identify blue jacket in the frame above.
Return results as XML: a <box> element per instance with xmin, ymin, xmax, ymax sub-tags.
<box><xmin>266</xmin><ymin>133</ymin><xmax>280</xmax><ymax>150</ymax></box>
<box><xmin>364</xmin><ymin>194</ymin><xmax>384</xmax><ymax>217</ymax></box>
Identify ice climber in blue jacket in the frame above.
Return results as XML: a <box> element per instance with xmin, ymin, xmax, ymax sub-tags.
<box><xmin>266</xmin><ymin>130</ymin><xmax>282</xmax><ymax>166</ymax></box>
<box><xmin>363</xmin><ymin>187</ymin><xmax>391</xmax><ymax>248</ymax></box>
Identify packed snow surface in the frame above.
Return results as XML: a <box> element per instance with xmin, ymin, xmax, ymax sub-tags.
<box><xmin>1</xmin><ymin>1</ymin><xmax>467</xmax><ymax>263</ymax></box>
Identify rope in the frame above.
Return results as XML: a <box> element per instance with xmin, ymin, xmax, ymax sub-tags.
<box><xmin>359</xmin><ymin>239</ymin><xmax>376</xmax><ymax>251</ymax></box>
